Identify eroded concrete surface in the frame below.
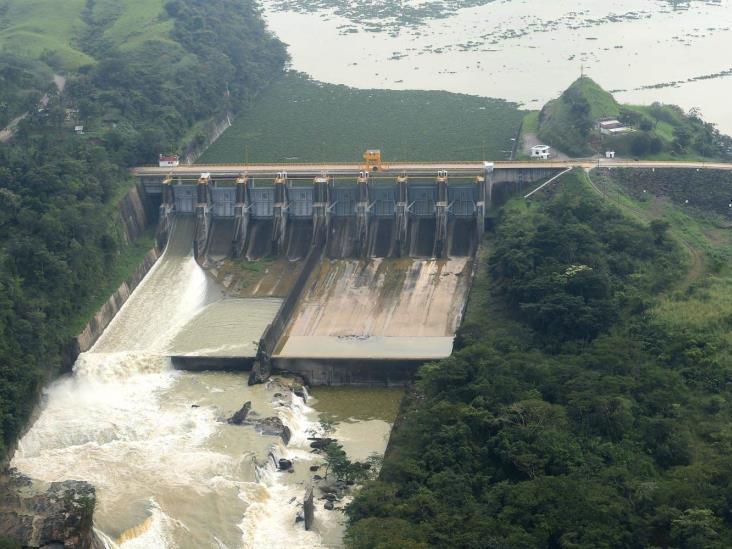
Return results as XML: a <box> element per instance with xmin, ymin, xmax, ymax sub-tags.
<box><xmin>276</xmin><ymin>257</ymin><xmax>472</xmax><ymax>359</ymax></box>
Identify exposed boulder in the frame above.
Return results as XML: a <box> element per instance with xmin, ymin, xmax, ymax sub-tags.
<box><xmin>0</xmin><ymin>469</ymin><xmax>103</xmax><ymax>549</ymax></box>
<box><xmin>324</xmin><ymin>501</ymin><xmax>335</xmax><ymax>511</ymax></box>
<box><xmin>308</xmin><ymin>437</ymin><xmax>337</xmax><ymax>450</ymax></box>
<box><xmin>278</xmin><ymin>459</ymin><xmax>293</xmax><ymax>471</ymax></box>
<box><xmin>253</xmin><ymin>417</ymin><xmax>291</xmax><ymax>445</ymax></box>
<box><xmin>227</xmin><ymin>401</ymin><xmax>252</xmax><ymax>425</ymax></box>
<box><xmin>248</xmin><ymin>360</ymin><xmax>270</xmax><ymax>386</ymax></box>
<box><xmin>303</xmin><ymin>486</ymin><xmax>315</xmax><ymax>531</ymax></box>
<box><xmin>292</xmin><ymin>384</ymin><xmax>307</xmax><ymax>401</ymax></box>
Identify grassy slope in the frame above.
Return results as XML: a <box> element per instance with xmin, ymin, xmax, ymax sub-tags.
<box><xmin>0</xmin><ymin>0</ymin><xmax>92</xmax><ymax>69</ymax></box>
<box><xmin>99</xmin><ymin>0</ymin><xmax>172</xmax><ymax>50</ymax></box>
<box><xmin>0</xmin><ymin>0</ymin><xmax>169</xmax><ymax>71</ymax></box>
<box><xmin>588</xmin><ymin>168</ymin><xmax>732</xmax><ymax>364</ymax></box>
<box><xmin>573</xmin><ymin>76</ymin><xmax>620</xmax><ymax>121</ymax></box>
<box><xmin>536</xmin><ymin>77</ymin><xmax>619</xmax><ymax>157</ymax></box>
<box><xmin>529</xmin><ymin>77</ymin><xmax>729</xmax><ymax>160</ymax></box>
<box><xmin>199</xmin><ymin>72</ymin><xmax>524</xmax><ymax>163</ymax></box>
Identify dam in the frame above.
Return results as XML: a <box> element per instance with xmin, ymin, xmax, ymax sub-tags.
<box><xmin>136</xmin><ymin>160</ymin><xmax>560</xmax><ymax>384</ymax></box>
<box><xmin>8</xmin><ymin>158</ymin><xmax>566</xmax><ymax>546</ymax></box>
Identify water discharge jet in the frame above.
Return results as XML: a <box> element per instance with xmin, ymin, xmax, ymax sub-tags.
<box><xmin>10</xmin><ymin>220</ymin><xmax>345</xmax><ymax>547</ymax></box>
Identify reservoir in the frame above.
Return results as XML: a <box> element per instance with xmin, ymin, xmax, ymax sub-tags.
<box><xmin>262</xmin><ymin>0</ymin><xmax>732</xmax><ymax>134</ymax></box>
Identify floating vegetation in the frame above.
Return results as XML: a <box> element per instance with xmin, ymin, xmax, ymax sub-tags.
<box><xmin>199</xmin><ymin>72</ymin><xmax>524</xmax><ymax>163</ymax></box>
<box><xmin>265</xmin><ymin>0</ymin><xmax>500</xmax><ymax>35</ymax></box>
<box><xmin>635</xmin><ymin>66</ymin><xmax>732</xmax><ymax>91</ymax></box>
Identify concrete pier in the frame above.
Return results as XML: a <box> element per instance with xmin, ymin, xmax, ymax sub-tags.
<box><xmin>232</xmin><ymin>176</ymin><xmax>250</xmax><ymax>258</ymax></box>
<box><xmin>193</xmin><ymin>173</ymin><xmax>212</xmax><ymax>260</ymax></box>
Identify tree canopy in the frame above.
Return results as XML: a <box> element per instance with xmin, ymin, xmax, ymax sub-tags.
<box><xmin>0</xmin><ymin>0</ymin><xmax>286</xmax><ymax>462</ymax></box>
<box><xmin>347</xmin><ymin>172</ymin><xmax>732</xmax><ymax>548</ymax></box>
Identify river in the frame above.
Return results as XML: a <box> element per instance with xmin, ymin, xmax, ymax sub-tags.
<box><xmin>12</xmin><ymin>218</ymin><xmax>401</xmax><ymax>548</ymax></box>
<box><xmin>262</xmin><ymin>0</ymin><xmax>732</xmax><ymax>134</ymax></box>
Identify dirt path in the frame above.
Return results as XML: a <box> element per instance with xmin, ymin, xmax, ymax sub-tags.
<box><xmin>584</xmin><ymin>169</ymin><xmax>705</xmax><ymax>289</ymax></box>
<box><xmin>0</xmin><ymin>114</ymin><xmax>28</xmax><ymax>143</ymax></box>
<box><xmin>0</xmin><ymin>74</ymin><xmax>65</xmax><ymax>144</ymax></box>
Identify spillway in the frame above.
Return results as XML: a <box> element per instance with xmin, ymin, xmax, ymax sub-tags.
<box><xmin>11</xmin><ymin>219</ymin><xmax>333</xmax><ymax>548</ymax></box>
<box><xmin>276</xmin><ymin>257</ymin><xmax>472</xmax><ymax>360</ymax></box>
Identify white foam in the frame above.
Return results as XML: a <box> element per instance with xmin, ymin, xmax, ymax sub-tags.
<box><xmin>118</xmin><ymin>500</ymin><xmax>181</xmax><ymax>549</ymax></box>
<box><xmin>238</xmin><ymin>393</ymin><xmax>328</xmax><ymax>548</ymax></box>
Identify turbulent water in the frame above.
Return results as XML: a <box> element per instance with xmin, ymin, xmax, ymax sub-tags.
<box><xmin>262</xmin><ymin>0</ymin><xmax>732</xmax><ymax>134</ymax></box>
<box><xmin>11</xmin><ymin>218</ymin><xmax>385</xmax><ymax>548</ymax></box>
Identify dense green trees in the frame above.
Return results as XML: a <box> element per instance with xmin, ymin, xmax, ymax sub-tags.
<box><xmin>0</xmin><ymin>0</ymin><xmax>286</xmax><ymax>461</ymax></box>
<box><xmin>347</xmin><ymin>173</ymin><xmax>732</xmax><ymax>548</ymax></box>
<box><xmin>0</xmin><ymin>56</ymin><xmax>50</xmax><ymax>127</ymax></box>
<box><xmin>0</xmin><ymin>134</ymin><xmax>126</xmax><ymax>458</ymax></box>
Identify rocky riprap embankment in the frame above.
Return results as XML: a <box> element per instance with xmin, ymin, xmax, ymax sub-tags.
<box><xmin>0</xmin><ymin>469</ymin><xmax>103</xmax><ymax>548</ymax></box>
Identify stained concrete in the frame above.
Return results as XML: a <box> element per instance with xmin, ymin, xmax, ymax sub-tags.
<box><xmin>275</xmin><ymin>257</ymin><xmax>472</xmax><ymax>360</ymax></box>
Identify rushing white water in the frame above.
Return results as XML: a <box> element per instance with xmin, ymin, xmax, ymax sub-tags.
<box><xmin>262</xmin><ymin>0</ymin><xmax>732</xmax><ymax>134</ymax></box>
<box><xmin>11</xmin><ymin>219</ymin><xmax>335</xmax><ymax>548</ymax></box>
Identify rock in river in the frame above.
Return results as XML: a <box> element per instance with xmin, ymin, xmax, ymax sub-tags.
<box><xmin>253</xmin><ymin>416</ymin><xmax>291</xmax><ymax>445</ymax></box>
<box><xmin>303</xmin><ymin>486</ymin><xmax>315</xmax><ymax>531</ymax></box>
<box><xmin>227</xmin><ymin>401</ymin><xmax>252</xmax><ymax>425</ymax></box>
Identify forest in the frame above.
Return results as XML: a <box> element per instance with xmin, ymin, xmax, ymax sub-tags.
<box><xmin>347</xmin><ymin>171</ymin><xmax>732</xmax><ymax>548</ymax></box>
<box><xmin>0</xmin><ymin>0</ymin><xmax>286</xmax><ymax>462</ymax></box>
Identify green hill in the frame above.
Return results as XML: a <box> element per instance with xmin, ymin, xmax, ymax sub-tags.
<box><xmin>537</xmin><ymin>76</ymin><xmax>619</xmax><ymax>157</ymax></box>
<box><xmin>533</xmin><ymin>77</ymin><xmax>732</xmax><ymax>160</ymax></box>
<box><xmin>0</xmin><ymin>0</ymin><xmax>171</xmax><ymax>71</ymax></box>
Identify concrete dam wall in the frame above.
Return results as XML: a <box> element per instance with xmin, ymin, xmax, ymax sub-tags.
<box><xmin>134</xmin><ymin>163</ymin><xmax>560</xmax><ymax>384</ymax></box>
<box><xmin>73</xmin><ymin>181</ymin><xmax>160</xmax><ymax>358</ymax></box>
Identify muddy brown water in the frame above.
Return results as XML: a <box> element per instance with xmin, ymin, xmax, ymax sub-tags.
<box><xmin>12</xmin><ymin>219</ymin><xmax>400</xmax><ymax>548</ymax></box>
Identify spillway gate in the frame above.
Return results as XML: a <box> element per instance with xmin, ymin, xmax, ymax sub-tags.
<box><xmin>152</xmin><ymin>163</ymin><xmax>507</xmax><ymax>260</ymax></box>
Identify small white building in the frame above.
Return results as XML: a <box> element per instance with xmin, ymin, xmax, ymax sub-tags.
<box><xmin>605</xmin><ymin>150</ymin><xmax>616</xmax><ymax>159</ymax></box>
<box><xmin>598</xmin><ymin>119</ymin><xmax>631</xmax><ymax>136</ymax></box>
<box><xmin>531</xmin><ymin>145</ymin><xmax>551</xmax><ymax>160</ymax></box>
<box><xmin>74</xmin><ymin>125</ymin><xmax>84</xmax><ymax>135</ymax></box>
<box><xmin>159</xmin><ymin>154</ymin><xmax>180</xmax><ymax>168</ymax></box>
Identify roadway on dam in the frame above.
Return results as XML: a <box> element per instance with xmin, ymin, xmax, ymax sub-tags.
<box><xmin>131</xmin><ymin>159</ymin><xmax>732</xmax><ymax>178</ymax></box>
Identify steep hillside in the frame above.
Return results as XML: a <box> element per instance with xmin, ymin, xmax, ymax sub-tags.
<box><xmin>347</xmin><ymin>171</ymin><xmax>732</xmax><ymax>548</ymax></box>
<box><xmin>0</xmin><ymin>0</ymin><xmax>170</xmax><ymax>70</ymax></box>
<box><xmin>537</xmin><ymin>76</ymin><xmax>619</xmax><ymax>157</ymax></box>
<box><xmin>0</xmin><ymin>0</ymin><xmax>287</xmax><ymax>463</ymax></box>
<box><xmin>0</xmin><ymin>54</ymin><xmax>51</xmax><ymax>127</ymax></box>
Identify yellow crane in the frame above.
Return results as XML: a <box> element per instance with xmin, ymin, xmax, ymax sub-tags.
<box><xmin>362</xmin><ymin>149</ymin><xmax>384</xmax><ymax>172</ymax></box>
